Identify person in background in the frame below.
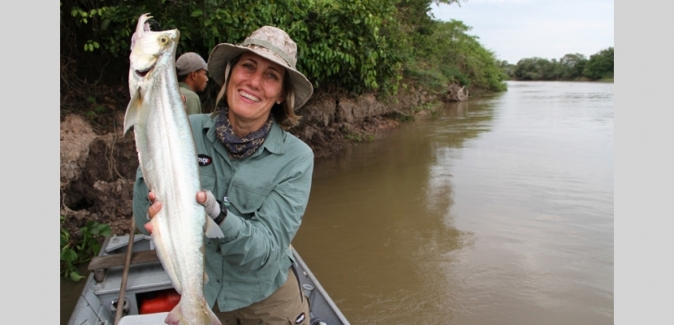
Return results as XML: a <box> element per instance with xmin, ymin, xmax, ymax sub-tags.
<box><xmin>176</xmin><ymin>52</ymin><xmax>209</xmax><ymax>115</ymax></box>
<box><xmin>133</xmin><ymin>26</ymin><xmax>315</xmax><ymax>325</ymax></box>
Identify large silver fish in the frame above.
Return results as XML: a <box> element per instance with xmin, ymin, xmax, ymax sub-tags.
<box><xmin>123</xmin><ymin>13</ymin><xmax>223</xmax><ymax>325</ymax></box>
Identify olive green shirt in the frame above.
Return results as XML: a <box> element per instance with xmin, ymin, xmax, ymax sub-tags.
<box><xmin>133</xmin><ymin>113</ymin><xmax>314</xmax><ymax>312</ymax></box>
<box><xmin>179</xmin><ymin>82</ymin><xmax>202</xmax><ymax>115</ymax></box>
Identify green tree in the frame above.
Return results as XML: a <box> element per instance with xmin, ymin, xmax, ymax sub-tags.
<box><xmin>583</xmin><ymin>47</ymin><xmax>614</xmax><ymax>79</ymax></box>
<box><xmin>407</xmin><ymin>19</ymin><xmax>506</xmax><ymax>92</ymax></box>
<box><xmin>514</xmin><ymin>57</ymin><xmax>550</xmax><ymax>80</ymax></box>
<box><xmin>299</xmin><ymin>0</ymin><xmax>406</xmax><ymax>94</ymax></box>
<box><xmin>61</xmin><ymin>217</ymin><xmax>111</xmax><ymax>281</ymax></box>
<box><xmin>559</xmin><ymin>53</ymin><xmax>587</xmax><ymax>80</ymax></box>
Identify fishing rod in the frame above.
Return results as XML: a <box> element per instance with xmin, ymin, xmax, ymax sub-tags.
<box><xmin>114</xmin><ymin>217</ymin><xmax>136</xmax><ymax>325</ymax></box>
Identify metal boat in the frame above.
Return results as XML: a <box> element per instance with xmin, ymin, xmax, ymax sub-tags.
<box><xmin>67</xmin><ymin>234</ymin><xmax>349</xmax><ymax>325</ymax></box>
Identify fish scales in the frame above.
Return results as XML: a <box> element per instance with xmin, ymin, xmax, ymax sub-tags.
<box><xmin>123</xmin><ymin>13</ymin><xmax>223</xmax><ymax>325</ymax></box>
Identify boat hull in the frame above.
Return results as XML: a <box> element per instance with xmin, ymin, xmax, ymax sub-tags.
<box><xmin>67</xmin><ymin>235</ymin><xmax>349</xmax><ymax>325</ymax></box>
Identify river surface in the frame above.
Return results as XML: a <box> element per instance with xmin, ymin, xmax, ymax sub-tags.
<box><xmin>61</xmin><ymin>81</ymin><xmax>613</xmax><ymax>325</ymax></box>
<box><xmin>293</xmin><ymin>80</ymin><xmax>614</xmax><ymax>325</ymax></box>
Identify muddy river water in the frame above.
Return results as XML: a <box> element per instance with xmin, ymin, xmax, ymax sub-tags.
<box><xmin>293</xmin><ymin>80</ymin><xmax>614</xmax><ymax>325</ymax></box>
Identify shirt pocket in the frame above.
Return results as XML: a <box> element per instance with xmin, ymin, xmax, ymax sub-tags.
<box><xmin>228</xmin><ymin>183</ymin><xmax>270</xmax><ymax>215</ymax></box>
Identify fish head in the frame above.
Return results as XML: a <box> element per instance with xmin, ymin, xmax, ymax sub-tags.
<box><xmin>128</xmin><ymin>13</ymin><xmax>180</xmax><ymax>92</ymax></box>
<box><xmin>124</xmin><ymin>13</ymin><xmax>181</xmax><ymax>135</ymax></box>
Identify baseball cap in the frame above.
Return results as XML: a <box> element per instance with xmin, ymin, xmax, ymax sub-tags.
<box><xmin>176</xmin><ymin>52</ymin><xmax>207</xmax><ymax>76</ymax></box>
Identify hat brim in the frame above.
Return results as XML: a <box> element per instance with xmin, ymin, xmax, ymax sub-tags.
<box><xmin>207</xmin><ymin>43</ymin><xmax>313</xmax><ymax>110</ymax></box>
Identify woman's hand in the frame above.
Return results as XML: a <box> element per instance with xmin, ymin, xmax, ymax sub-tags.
<box><xmin>145</xmin><ymin>191</ymin><xmax>162</xmax><ymax>233</ymax></box>
<box><xmin>197</xmin><ymin>190</ymin><xmax>221</xmax><ymax>218</ymax></box>
<box><xmin>196</xmin><ymin>190</ymin><xmax>208</xmax><ymax>205</ymax></box>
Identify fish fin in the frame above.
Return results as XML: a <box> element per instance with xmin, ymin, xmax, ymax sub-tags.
<box><xmin>204</xmin><ymin>300</ymin><xmax>223</xmax><ymax>325</ymax></box>
<box><xmin>204</xmin><ymin>271</ymin><xmax>209</xmax><ymax>284</ymax></box>
<box><xmin>123</xmin><ymin>88</ymin><xmax>142</xmax><ymax>135</ymax></box>
<box><xmin>164</xmin><ymin>302</ymin><xmax>183</xmax><ymax>325</ymax></box>
<box><xmin>204</xmin><ymin>216</ymin><xmax>225</xmax><ymax>238</ymax></box>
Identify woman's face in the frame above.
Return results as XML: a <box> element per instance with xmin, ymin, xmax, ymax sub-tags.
<box><xmin>226</xmin><ymin>52</ymin><xmax>285</xmax><ymax>130</ymax></box>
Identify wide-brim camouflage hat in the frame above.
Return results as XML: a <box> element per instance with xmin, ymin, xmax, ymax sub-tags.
<box><xmin>207</xmin><ymin>26</ymin><xmax>313</xmax><ymax>110</ymax></box>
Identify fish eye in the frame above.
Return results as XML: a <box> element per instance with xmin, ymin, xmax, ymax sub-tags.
<box><xmin>158</xmin><ymin>36</ymin><xmax>168</xmax><ymax>44</ymax></box>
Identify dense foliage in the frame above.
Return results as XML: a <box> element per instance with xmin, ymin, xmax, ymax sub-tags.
<box><xmin>61</xmin><ymin>217</ymin><xmax>111</xmax><ymax>281</ymax></box>
<box><xmin>582</xmin><ymin>47</ymin><xmax>614</xmax><ymax>80</ymax></box>
<box><xmin>61</xmin><ymin>0</ymin><xmax>505</xmax><ymax>115</ymax></box>
<box><xmin>408</xmin><ymin>19</ymin><xmax>507</xmax><ymax>92</ymax></box>
<box><xmin>505</xmin><ymin>47</ymin><xmax>614</xmax><ymax>81</ymax></box>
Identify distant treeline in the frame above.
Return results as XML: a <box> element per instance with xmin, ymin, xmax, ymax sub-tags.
<box><xmin>501</xmin><ymin>47</ymin><xmax>614</xmax><ymax>81</ymax></box>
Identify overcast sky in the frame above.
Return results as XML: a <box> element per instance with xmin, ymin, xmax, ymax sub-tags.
<box><xmin>431</xmin><ymin>0</ymin><xmax>614</xmax><ymax>64</ymax></box>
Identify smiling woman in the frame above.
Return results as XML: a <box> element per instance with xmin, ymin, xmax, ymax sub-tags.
<box><xmin>133</xmin><ymin>25</ymin><xmax>317</xmax><ymax>325</ymax></box>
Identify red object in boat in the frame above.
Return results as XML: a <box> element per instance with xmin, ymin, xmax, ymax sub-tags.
<box><xmin>139</xmin><ymin>289</ymin><xmax>181</xmax><ymax>314</ymax></box>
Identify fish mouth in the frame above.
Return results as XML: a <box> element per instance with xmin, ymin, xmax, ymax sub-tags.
<box><xmin>135</xmin><ymin>62</ymin><xmax>157</xmax><ymax>78</ymax></box>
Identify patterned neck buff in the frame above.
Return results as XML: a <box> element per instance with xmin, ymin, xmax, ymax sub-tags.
<box><xmin>215</xmin><ymin>106</ymin><xmax>274</xmax><ymax>159</ymax></box>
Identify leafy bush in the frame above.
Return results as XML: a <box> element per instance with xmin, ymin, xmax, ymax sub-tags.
<box><xmin>60</xmin><ymin>216</ymin><xmax>111</xmax><ymax>281</ymax></box>
<box><xmin>407</xmin><ymin>19</ymin><xmax>507</xmax><ymax>92</ymax></box>
<box><xmin>299</xmin><ymin>0</ymin><xmax>405</xmax><ymax>95</ymax></box>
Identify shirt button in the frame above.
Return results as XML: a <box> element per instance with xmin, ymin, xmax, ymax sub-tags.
<box><xmin>242</xmin><ymin>203</ymin><xmax>248</xmax><ymax>209</ymax></box>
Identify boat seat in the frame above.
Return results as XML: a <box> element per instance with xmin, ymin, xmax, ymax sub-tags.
<box><xmin>87</xmin><ymin>250</ymin><xmax>160</xmax><ymax>282</ymax></box>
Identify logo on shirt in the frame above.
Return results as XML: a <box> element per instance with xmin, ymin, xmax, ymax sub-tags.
<box><xmin>198</xmin><ymin>154</ymin><xmax>212</xmax><ymax>166</ymax></box>
<box><xmin>295</xmin><ymin>312</ymin><xmax>306</xmax><ymax>324</ymax></box>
